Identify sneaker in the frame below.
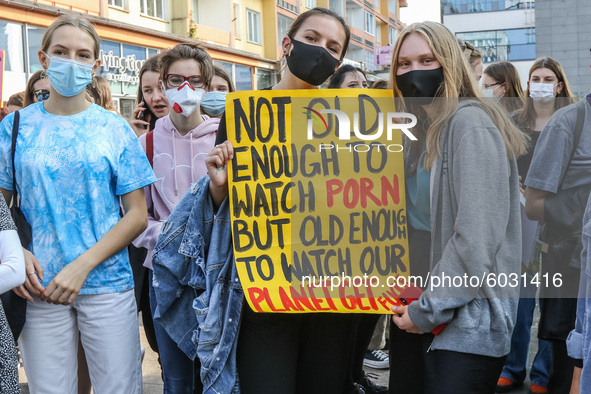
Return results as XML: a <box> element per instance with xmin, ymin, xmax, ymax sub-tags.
<box><xmin>529</xmin><ymin>384</ymin><xmax>548</xmax><ymax>394</ymax></box>
<box><xmin>357</xmin><ymin>373</ymin><xmax>388</xmax><ymax>394</ymax></box>
<box><xmin>496</xmin><ymin>377</ymin><xmax>523</xmax><ymax>393</ymax></box>
<box><xmin>363</xmin><ymin>349</ymin><xmax>389</xmax><ymax>369</ymax></box>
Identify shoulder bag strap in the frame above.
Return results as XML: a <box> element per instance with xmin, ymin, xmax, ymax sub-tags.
<box><xmin>11</xmin><ymin>111</ymin><xmax>19</xmax><ymax>208</ymax></box>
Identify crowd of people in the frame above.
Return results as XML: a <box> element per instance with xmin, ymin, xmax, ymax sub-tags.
<box><xmin>0</xmin><ymin>6</ymin><xmax>589</xmax><ymax>394</ymax></box>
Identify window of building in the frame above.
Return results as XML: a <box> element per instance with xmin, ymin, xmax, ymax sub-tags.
<box><xmin>365</xmin><ymin>11</ymin><xmax>375</xmax><ymax>35</ymax></box>
<box><xmin>375</xmin><ymin>21</ymin><xmax>381</xmax><ymax>44</ymax></box>
<box><xmin>443</xmin><ymin>0</ymin><xmax>535</xmax><ymax>15</ymax></box>
<box><xmin>235</xmin><ymin>64</ymin><xmax>253</xmax><ymax>90</ymax></box>
<box><xmin>388</xmin><ymin>0</ymin><xmax>397</xmax><ymax>15</ymax></box>
<box><xmin>456</xmin><ymin>28</ymin><xmax>535</xmax><ymax>62</ymax></box>
<box><xmin>108</xmin><ymin>0</ymin><xmax>125</xmax><ymax>9</ymax></box>
<box><xmin>0</xmin><ymin>21</ymin><xmax>24</xmax><ymax>73</ymax></box>
<box><xmin>246</xmin><ymin>9</ymin><xmax>262</xmax><ymax>44</ymax></box>
<box><xmin>233</xmin><ymin>4</ymin><xmax>241</xmax><ymax>39</ymax></box>
<box><xmin>306</xmin><ymin>0</ymin><xmax>316</xmax><ymax>8</ymax></box>
<box><xmin>140</xmin><ymin>0</ymin><xmax>164</xmax><ymax>19</ymax></box>
<box><xmin>214</xmin><ymin>60</ymin><xmax>254</xmax><ymax>90</ymax></box>
<box><xmin>365</xmin><ymin>49</ymin><xmax>375</xmax><ymax>71</ymax></box>
<box><xmin>257</xmin><ymin>68</ymin><xmax>277</xmax><ymax>90</ymax></box>
<box><xmin>389</xmin><ymin>26</ymin><xmax>397</xmax><ymax>45</ymax></box>
<box><xmin>26</xmin><ymin>25</ymin><xmax>46</xmax><ymax>73</ymax></box>
<box><xmin>329</xmin><ymin>0</ymin><xmax>345</xmax><ymax>17</ymax></box>
<box><xmin>277</xmin><ymin>13</ymin><xmax>294</xmax><ymax>44</ymax></box>
<box><xmin>192</xmin><ymin>0</ymin><xmax>199</xmax><ymax>24</ymax></box>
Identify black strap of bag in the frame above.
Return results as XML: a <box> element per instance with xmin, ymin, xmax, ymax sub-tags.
<box><xmin>9</xmin><ymin>111</ymin><xmax>32</xmax><ymax>249</ymax></box>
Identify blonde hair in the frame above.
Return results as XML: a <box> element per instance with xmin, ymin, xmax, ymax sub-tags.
<box><xmin>389</xmin><ymin>21</ymin><xmax>528</xmax><ymax>169</ymax></box>
<box><xmin>41</xmin><ymin>15</ymin><xmax>100</xmax><ymax>60</ymax></box>
<box><xmin>87</xmin><ymin>75</ymin><xmax>119</xmax><ymax>113</ymax></box>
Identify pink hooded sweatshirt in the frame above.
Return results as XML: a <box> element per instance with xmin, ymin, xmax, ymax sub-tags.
<box><xmin>133</xmin><ymin>114</ymin><xmax>220</xmax><ymax>268</ymax></box>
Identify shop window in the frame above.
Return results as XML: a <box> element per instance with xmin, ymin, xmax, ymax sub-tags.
<box><xmin>140</xmin><ymin>0</ymin><xmax>164</xmax><ymax>19</ymax></box>
<box><xmin>235</xmin><ymin>64</ymin><xmax>253</xmax><ymax>90</ymax></box>
<box><xmin>246</xmin><ymin>9</ymin><xmax>261</xmax><ymax>44</ymax></box>
<box><xmin>256</xmin><ymin>68</ymin><xmax>277</xmax><ymax>90</ymax></box>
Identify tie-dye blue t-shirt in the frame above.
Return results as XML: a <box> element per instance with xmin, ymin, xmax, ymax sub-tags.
<box><xmin>0</xmin><ymin>103</ymin><xmax>157</xmax><ymax>295</ymax></box>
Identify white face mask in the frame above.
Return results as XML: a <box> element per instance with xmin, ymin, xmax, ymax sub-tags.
<box><xmin>164</xmin><ymin>82</ymin><xmax>206</xmax><ymax>117</ymax></box>
<box><xmin>484</xmin><ymin>83</ymin><xmax>504</xmax><ymax>99</ymax></box>
<box><xmin>529</xmin><ymin>82</ymin><xmax>558</xmax><ymax>104</ymax></box>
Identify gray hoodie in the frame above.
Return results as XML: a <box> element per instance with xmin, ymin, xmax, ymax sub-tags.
<box><xmin>407</xmin><ymin>100</ymin><xmax>521</xmax><ymax>357</ymax></box>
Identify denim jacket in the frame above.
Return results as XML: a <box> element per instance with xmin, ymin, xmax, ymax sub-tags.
<box><xmin>152</xmin><ymin>176</ymin><xmax>243</xmax><ymax>394</ymax></box>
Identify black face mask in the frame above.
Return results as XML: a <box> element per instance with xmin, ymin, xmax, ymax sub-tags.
<box><xmin>395</xmin><ymin>67</ymin><xmax>445</xmax><ymax>99</ymax></box>
<box><xmin>285</xmin><ymin>39</ymin><xmax>340</xmax><ymax>86</ymax></box>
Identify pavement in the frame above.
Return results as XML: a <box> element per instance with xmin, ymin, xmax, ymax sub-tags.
<box><xmin>18</xmin><ymin>310</ymin><xmax>541</xmax><ymax>394</ymax></box>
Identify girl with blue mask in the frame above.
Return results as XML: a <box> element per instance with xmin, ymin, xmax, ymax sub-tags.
<box><xmin>201</xmin><ymin>65</ymin><xmax>234</xmax><ymax>119</ymax></box>
<box><xmin>0</xmin><ymin>15</ymin><xmax>156</xmax><ymax>393</ymax></box>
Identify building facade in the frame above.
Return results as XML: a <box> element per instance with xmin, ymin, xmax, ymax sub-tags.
<box><xmin>535</xmin><ymin>0</ymin><xmax>591</xmax><ymax>98</ymax></box>
<box><xmin>1</xmin><ymin>0</ymin><xmax>404</xmax><ymax>117</ymax></box>
<box><xmin>442</xmin><ymin>0</ymin><xmax>535</xmax><ymax>87</ymax></box>
<box><xmin>0</xmin><ymin>0</ymin><xmax>278</xmax><ymax>118</ymax></box>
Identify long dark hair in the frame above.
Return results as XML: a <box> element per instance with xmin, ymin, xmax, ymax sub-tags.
<box><xmin>514</xmin><ymin>57</ymin><xmax>575</xmax><ymax>132</ymax></box>
<box><xmin>327</xmin><ymin>65</ymin><xmax>366</xmax><ymax>88</ymax></box>
<box><xmin>137</xmin><ymin>53</ymin><xmax>163</xmax><ymax>131</ymax></box>
<box><xmin>286</xmin><ymin>7</ymin><xmax>351</xmax><ymax>61</ymax></box>
<box><xmin>483</xmin><ymin>61</ymin><xmax>524</xmax><ymax>113</ymax></box>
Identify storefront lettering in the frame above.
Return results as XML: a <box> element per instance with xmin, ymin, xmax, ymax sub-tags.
<box><xmin>99</xmin><ymin>50</ymin><xmax>145</xmax><ymax>85</ymax></box>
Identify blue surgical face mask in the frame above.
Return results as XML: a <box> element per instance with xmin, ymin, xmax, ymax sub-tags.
<box><xmin>201</xmin><ymin>91</ymin><xmax>228</xmax><ymax>116</ymax></box>
<box><xmin>44</xmin><ymin>52</ymin><xmax>96</xmax><ymax>97</ymax></box>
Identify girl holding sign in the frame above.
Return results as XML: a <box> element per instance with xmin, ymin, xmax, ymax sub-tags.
<box><xmin>388</xmin><ymin>21</ymin><xmax>527</xmax><ymax>394</ymax></box>
<box><xmin>207</xmin><ymin>7</ymin><xmax>355</xmax><ymax>394</ymax></box>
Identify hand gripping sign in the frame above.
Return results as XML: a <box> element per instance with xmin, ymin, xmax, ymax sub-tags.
<box><xmin>226</xmin><ymin>89</ymin><xmax>417</xmax><ymax>314</ymax></box>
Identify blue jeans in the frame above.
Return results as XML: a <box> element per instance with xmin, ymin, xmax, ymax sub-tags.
<box><xmin>500</xmin><ymin>283</ymin><xmax>552</xmax><ymax>387</ymax></box>
<box><xmin>149</xmin><ymin>270</ymin><xmax>197</xmax><ymax>394</ymax></box>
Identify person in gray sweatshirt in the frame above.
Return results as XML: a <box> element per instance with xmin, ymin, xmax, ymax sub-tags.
<box><xmin>387</xmin><ymin>21</ymin><xmax>529</xmax><ymax>394</ymax></box>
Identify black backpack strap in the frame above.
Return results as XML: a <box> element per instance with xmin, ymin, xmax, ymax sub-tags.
<box><xmin>11</xmin><ymin>111</ymin><xmax>19</xmax><ymax>208</ymax></box>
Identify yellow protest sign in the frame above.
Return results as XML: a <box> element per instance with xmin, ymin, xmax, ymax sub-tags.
<box><xmin>227</xmin><ymin>89</ymin><xmax>412</xmax><ymax>313</ymax></box>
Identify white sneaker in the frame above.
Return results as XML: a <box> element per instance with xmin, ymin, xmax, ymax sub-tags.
<box><xmin>363</xmin><ymin>349</ymin><xmax>389</xmax><ymax>369</ymax></box>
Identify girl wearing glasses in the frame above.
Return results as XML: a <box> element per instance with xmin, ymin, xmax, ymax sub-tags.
<box><xmin>482</xmin><ymin>61</ymin><xmax>525</xmax><ymax>113</ymax></box>
<box><xmin>0</xmin><ymin>15</ymin><xmax>156</xmax><ymax>393</ymax></box>
<box><xmin>132</xmin><ymin>43</ymin><xmax>220</xmax><ymax>394</ymax></box>
<box><xmin>23</xmin><ymin>69</ymin><xmax>51</xmax><ymax>107</ymax></box>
